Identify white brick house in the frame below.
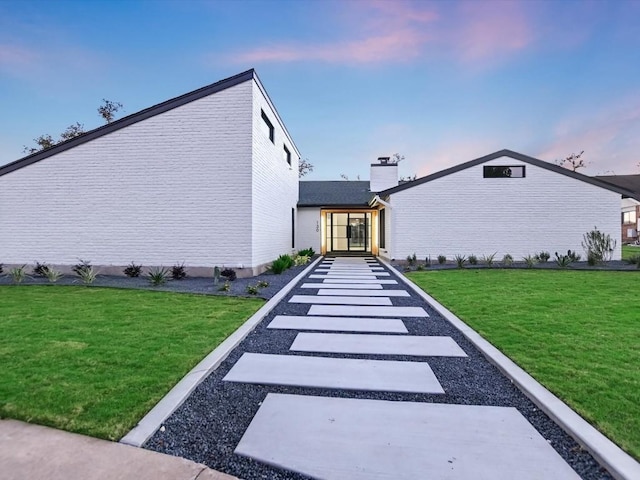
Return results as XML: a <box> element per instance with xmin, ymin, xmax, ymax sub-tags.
<box><xmin>0</xmin><ymin>70</ymin><xmax>300</xmax><ymax>276</ymax></box>
<box><xmin>299</xmin><ymin>151</ymin><xmax>638</xmax><ymax>262</ymax></box>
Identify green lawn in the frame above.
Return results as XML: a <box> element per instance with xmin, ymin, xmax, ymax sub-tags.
<box><xmin>0</xmin><ymin>286</ymin><xmax>263</xmax><ymax>440</ymax></box>
<box><xmin>407</xmin><ymin>269</ymin><xmax>640</xmax><ymax>459</ymax></box>
<box><xmin>622</xmin><ymin>244</ymin><xmax>640</xmax><ymax>260</ymax></box>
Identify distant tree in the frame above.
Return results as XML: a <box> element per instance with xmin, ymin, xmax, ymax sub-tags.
<box><xmin>59</xmin><ymin>122</ymin><xmax>85</xmax><ymax>141</ymax></box>
<box><xmin>23</xmin><ymin>134</ymin><xmax>56</xmax><ymax>154</ymax></box>
<box><xmin>399</xmin><ymin>174</ymin><xmax>417</xmax><ymax>182</ymax></box>
<box><xmin>391</xmin><ymin>153</ymin><xmax>405</xmax><ymax>164</ymax></box>
<box><xmin>340</xmin><ymin>173</ymin><xmax>361</xmax><ymax>181</ymax></box>
<box><xmin>22</xmin><ymin>99</ymin><xmax>124</xmax><ymax>154</ymax></box>
<box><xmin>555</xmin><ymin>151</ymin><xmax>587</xmax><ymax>171</ymax></box>
<box><xmin>97</xmin><ymin>99</ymin><xmax>123</xmax><ymax>124</ymax></box>
<box><xmin>299</xmin><ymin>158</ymin><xmax>314</xmax><ymax>177</ymax></box>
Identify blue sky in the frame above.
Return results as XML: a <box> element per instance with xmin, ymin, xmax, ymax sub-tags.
<box><xmin>1</xmin><ymin>0</ymin><xmax>639</xmax><ymax>179</ymax></box>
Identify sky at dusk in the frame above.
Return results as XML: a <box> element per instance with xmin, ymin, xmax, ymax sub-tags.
<box><xmin>1</xmin><ymin>0</ymin><xmax>639</xmax><ymax>180</ymax></box>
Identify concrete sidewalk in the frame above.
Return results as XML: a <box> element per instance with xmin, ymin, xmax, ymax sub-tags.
<box><xmin>0</xmin><ymin>419</ymin><xmax>237</xmax><ymax>480</ymax></box>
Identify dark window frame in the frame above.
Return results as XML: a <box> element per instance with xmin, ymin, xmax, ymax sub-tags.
<box><xmin>291</xmin><ymin>207</ymin><xmax>295</xmax><ymax>248</ymax></box>
<box><xmin>261</xmin><ymin>109</ymin><xmax>274</xmax><ymax>143</ymax></box>
<box><xmin>379</xmin><ymin>208</ymin><xmax>386</xmax><ymax>249</ymax></box>
<box><xmin>284</xmin><ymin>145</ymin><xmax>291</xmax><ymax>166</ymax></box>
<box><xmin>483</xmin><ymin>165</ymin><xmax>526</xmax><ymax>178</ymax></box>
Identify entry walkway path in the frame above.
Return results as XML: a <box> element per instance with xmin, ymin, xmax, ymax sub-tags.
<box><xmin>145</xmin><ymin>257</ymin><xmax>611</xmax><ymax>480</ymax></box>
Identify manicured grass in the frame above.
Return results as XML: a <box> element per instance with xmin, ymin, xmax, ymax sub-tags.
<box><xmin>0</xmin><ymin>286</ymin><xmax>263</xmax><ymax>440</ymax></box>
<box><xmin>622</xmin><ymin>244</ymin><xmax>640</xmax><ymax>260</ymax></box>
<box><xmin>407</xmin><ymin>269</ymin><xmax>640</xmax><ymax>459</ymax></box>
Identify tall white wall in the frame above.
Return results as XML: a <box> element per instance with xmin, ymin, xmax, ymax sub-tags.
<box><xmin>370</xmin><ymin>164</ymin><xmax>398</xmax><ymax>192</ymax></box>
<box><xmin>296</xmin><ymin>207</ymin><xmax>321</xmax><ymax>253</ymax></box>
<box><xmin>0</xmin><ymin>81</ymin><xmax>254</xmax><ymax>269</ymax></box>
<box><xmin>389</xmin><ymin>158</ymin><xmax>622</xmax><ymax>261</ymax></box>
<box><xmin>251</xmin><ymin>79</ymin><xmax>300</xmax><ymax>267</ymax></box>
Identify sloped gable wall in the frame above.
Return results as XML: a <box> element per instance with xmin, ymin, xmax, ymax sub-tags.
<box><xmin>0</xmin><ymin>81</ymin><xmax>254</xmax><ymax>269</ymax></box>
<box><xmin>388</xmin><ymin>158</ymin><xmax>622</xmax><ymax>261</ymax></box>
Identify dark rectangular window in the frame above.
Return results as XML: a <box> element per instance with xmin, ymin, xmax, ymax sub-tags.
<box><xmin>291</xmin><ymin>207</ymin><xmax>295</xmax><ymax>248</ymax></box>
<box><xmin>261</xmin><ymin>110</ymin><xmax>274</xmax><ymax>143</ymax></box>
<box><xmin>379</xmin><ymin>209</ymin><xmax>386</xmax><ymax>249</ymax></box>
<box><xmin>483</xmin><ymin>165</ymin><xmax>525</xmax><ymax>178</ymax></box>
<box><xmin>283</xmin><ymin>145</ymin><xmax>291</xmax><ymax>166</ymax></box>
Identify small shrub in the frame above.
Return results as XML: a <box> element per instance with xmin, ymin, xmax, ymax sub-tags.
<box><xmin>219</xmin><ymin>280</ymin><xmax>230</xmax><ymax>292</ymax></box>
<box><xmin>124</xmin><ymin>262</ymin><xmax>142</xmax><ymax>278</ymax></box>
<box><xmin>77</xmin><ymin>266</ymin><xmax>98</xmax><ymax>284</ymax></box>
<box><xmin>502</xmin><ymin>254</ymin><xmax>513</xmax><ymax>267</ymax></box>
<box><xmin>213</xmin><ymin>266</ymin><xmax>221</xmax><ymax>285</ymax></box>
<box><xmin>220</xmin><ymin>268</ymin><xmax>237</xmax><ymax>281</ymax></box>
<box><xmin>626</xmin><ymin>254</ymin><xmax>640</xmax><ymax>266</ymax></box>
<box><xmin>554</xmin><ymin>252</ymin><xmax>572</xmax><ymax>268</ymax></box>
<box><xmin>148</xmin><ymin>266</ymin><xmax>169</xmax><ymax>286</ymax></box>
<box><xmin>454</xmin><ymin>255</ymin><xmax>467</xmax><ymax>268</ymax></box>
<box><xmin>406</xmin><ymin>253</ymin><xmax>417</xmax><ymax>267</ymax></box>
<box><xmin>72</xmin><ymin>259</ymin><xmax>92</xmax><ymax>276</ymax></box>
<box><xmin>582</xmin><ymin>227</ymin><xmax>616</xmax><ymax>263</ymax></box>
<box><xmin>257</xmin><ymin>280</ymin><xmax>269</xmax><ymax>288</ymax></box>
<box><xmin>277</xmin><ymin>254</ymin><xmax>294</xmax><ymax>269</ymax></box>
<box><xmin>297</xmin><ymin>247</ymin><xmax>315</xmax><ymax>257</ymax></box>
<box><xmin>416</xmin><ymin>264</ymin><xmax>424</xmax><ymax>271</ymax></box>
<box><xmin>437</xmin><ymin>255</ymin><xmax>446</xmax><ymax>265</ymax></box>
<box><xmin>481</xmin><ymin>252</ymin><xmax>497</xmax><ymax>268</ymax></box>
<box><xmin>523</xmin><ymin>255</ymin><xmax>536</xmax><ymax>268</ymax></box>
<box><xmin>567</xmin><ymin>249</ymin><xmax>581</xmax><ymax>262</ymax></box>
<box><xmin>10</xmin><ymin>266</ymin><xmax>27</xmax><ymax>284</ymax></box>
<box><xmin>294</xmin><ymin>254</ymin><xmax>309</xmax><ymax>266</ymax></box>
<box><xmin>425</xmin><ymin>256</ymin><xmax>431</xmax><ymax>267</ymax></box>
<box><xmin>468</xmin><ymin>255</ymin><xmax>478</xmax><ymax>265</ymax></box>
<box><xmin>172</xmin><ymin>262</ymin><xmax>187</xmax><ymax>280</ymax></box>
<box><xmin>271</xmin><ymin>257</ymin><xmax>289</xmax><ymax>274</ymax></box>
<box><xmin>33</xmin><ymin>261</ymin><xmax>50</xmax><ymax>277</ymax></box>
<box><xmin>246</xmin><ymin>284</ymin><xmax>259</xmax><ymax>295</ymax></box>
<box><xmin>535</xmin><ymin>251</ymin><xmax>550</xmax><ymax>263</ymax></box>
<box><xmin>44</xmin><ymin>267</ymin><xmax>63</xmax><ymax>283</ymax></box>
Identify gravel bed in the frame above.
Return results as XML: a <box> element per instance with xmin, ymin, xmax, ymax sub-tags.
<box><xmin>0</xmin><ymin>259</ymin><xmax>315</xmax><ymax>300</ymax></box>
<box><xmin>143</xmin><ymin>258</ymin><xmax>614</xmax><ymax>480</ymax></box>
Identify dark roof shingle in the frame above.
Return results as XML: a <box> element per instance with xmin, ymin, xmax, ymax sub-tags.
<box><xmin>298</xmin><ymin>181</ymin><xmax>373</xmax><ymax>207</ymax></box>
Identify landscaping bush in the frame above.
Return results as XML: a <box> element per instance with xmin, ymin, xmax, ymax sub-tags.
<box><xmin>454</xmin><ymin>255</ymin><xmax>467</xmax><ymax>268</ymax></box>
<box><xmin>554</xmin><ymin>251</ymin><xmax>572</xmax><ymax>268</ymax></box>
<box><xmin>220</xmin><ymin>268</ymin><xmax>237</xmax><ymax>281</ymax></box>
<box><xmin>437</xmin><ymin>255</ymin><xmax>446</xmax><ymax>265</ymax></box>
<box><xmin>535</xmin><ymin>251</ymin><xmax>550</xmax><ymax>263</ymax></box>
<box><xmin>246</xmin><ymin>284</ymin><xmax>259</xmax><ymax>295</ymax></box>
<box><xmin>582</xmin><ymin>227</ymin><xmax>616</xmax><ymax>264</ymax></box>
<box><xmin>219</xmin><ymin>280</ymin><xmax>231</xmax><ymax>292</ymax></box>
<box><xmin>502</xmin><ymin>254</ymin><xmax>513</xmax><ymax>267</ymax></box>
<box><xmin>425</xmin><ymin>256</ymin><xmax>431</xmax><ymax>268</ymax></box>
<box><xmin>278</xmin><ymin>254</ymin><xmax>294</xmax><ymax>269</ymax></box>
<box><xmin>481</xmin><ymin>253</ymin><xmax>496</xmax><ymax>268</ymax></box>
<box><xmin>44</xmin><ymin>267</ymin><xmax>63</xmax><ymax>283</ymax></box>
<box><xmin>406</xmin><ymin>253</ymin><xmax>417</xmax><ymax>267</ymax></box>
<box><xmin>147</xmin><ymin>266</ymin><xmax>169</xmax><ymax>286</ymax></box>
<box><xmin>626</xmin><ymin>254</ymin><xmax>640</xmax><ymax>267</ymax></box>
<box><xmin>72</xmin><ymin>259</ymin><xmax>92</xmax><ymax>276</ymax></box>
<box><xmin>10</xmin><ymin>266</ymin><xmax>27</xmax><ymax>284</ymax></box>
<box><xmin>257</xmin><ymin>280</ymin><xmax>269</xmax><ymax>288</ymax></box>
<box><xmin>523</xmin><ymin>255</ymin><xmax>536</xmax><ymax>268</ymax></box>
<box><xmin>77</xmin><ymin>266</ymin><xmax>98</xmax><ymax>284</ymax></box>
<box><xmin>33</xmin><ymin>261</ymin><xmax>50</xmax><ymax>277</ymax></box>
<box><xmin>271</xmin><ymin>257</ymin><xmax>289</xmax><ymax>274</ymax></box>
<box><xmin>468</xmin><ymin>255</ymin><xmax>477</xmax><ymax>265</ymax></box>
<box><xmin>297</xmin><ymin>247</ymin><xmax>315</xmax><ymax>257</ymax></box>
<box><xmin>293</xmin><ymin>254</ymin><xmax>309</xmax><ymax>266</ymax></box>
<box><xmin>124</xmin><ymin>262</ymin><xmax>142</xmax><ymax>278</ymax></box>
<box><xmin>171</xmin><ymin>262</ymin><xmax>187</xmax><ymax>280</ymax></box>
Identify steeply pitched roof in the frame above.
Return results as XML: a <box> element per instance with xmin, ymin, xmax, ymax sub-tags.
<box><xmin>594</xmin><ymin>174</ymin><xmax>640</xmax><ymax>196</ymax></box>
<box><xmin>299</xmin><ymin>181</ymin><xmax>373</xmax><ymax>207</ymax></box>
<box><xmin>377</xmin><ymin>149</ymin><xmax>640</xmax><ymax>201</ymax></box>
<box><xmin>1</xmin><ymin>69</ymin><xmax>300</xmax><ymax>178</ymax></box>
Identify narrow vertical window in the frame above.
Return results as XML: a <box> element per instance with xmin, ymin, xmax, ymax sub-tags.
<box><xmin>261</xmin><ymin>110</ymin><xmax>274</xmax><ymax>143</ymax></box>
<box><xmin>379</xmin><ymin>208</ymin><xmax>386</xmax><ymax>249</ymax></box>
<box><xmin>283</xmin><ymin>145</ymin><xmax>291</xmax><ymax>166</ymax></box>
<box><xmin>291</xmin><ymin>208</ymin><xmax>295</xmax><ymax>248</ymax></box>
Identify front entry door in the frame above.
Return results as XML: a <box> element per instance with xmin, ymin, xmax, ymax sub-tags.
<box><xmin>329</xmin><ymin>213</ymin><xmax>370</xmax><ymax>252</ymax></box>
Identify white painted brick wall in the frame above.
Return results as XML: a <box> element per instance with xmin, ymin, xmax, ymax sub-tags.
<box><xmin>251</xmin><ymin>80</ymin><xmax>300</xmax><ymax>267</ymax></box>
<box><xmin>296</xmin><ymin>207</ymin><xmax>321</xmax><ymax>253</ymax></box>
<box><xmin>0</xmin><ymin>81</ymin><xmax>255</xmax><ymax>269</ymax></box>
<box><xmin>388</xmin><ymin>158</ymin><xmax>622</xmax><ymax>261</ymax></box>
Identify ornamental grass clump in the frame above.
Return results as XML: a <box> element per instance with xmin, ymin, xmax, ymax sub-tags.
<box><xmin>582</xmin><ymin>227</ymin><xmax>616</xmax><ymax>265</ymax></box>
<box><xmin>147</xmin><ymin>266</ymin><xmax>169</xmax><ymax>286</ymax></box>
<box><xmin>77</xmin><ymin>267</ymin><xmax>98</xmax><ymax>284</ymax></box>
<box><xmin>44</xmin><ymin>267</ymin><xmax>63</xmax><ymax>283</ymax></box>
<box><xmin>535</xmin><ymin>251</ymin><xmax>550</xmax><ymax>263</ymax></box>
<box><xmin>10</xmin><ymin>266</ymin><xmax>27</xmax><ymax>284</ymax></box>
<box><xmin>271</xmin><ymin>257</ymin><xmax>289</xmax><ymax>274</ymax></box>
<box><xmin>523</xmin><ymin>255</ymin><xmax>536</xmax><ymax>268</ymax></box>
<box><xmin>481</xmin><ymin>253</ymin><xmax>497</xmax><ymax>268</ymax></box>
<box><xmin>454</xmin><ymin>255</ymin><xmax>467</xmax><ymax>268</ymax></box>
<box><xmin>297</xmin><ymin>247</ymin><xmax>315</xmax><ymax>257</ymax></box>
<box><xmin>33</xmin><ymin>261</ymin><xmax>50</xmax><ymax>277</ymax></box>
<box><xmin>502</xmin><ymin>254</ymin><xmax>513</xmax><ymax>267</ymax></box>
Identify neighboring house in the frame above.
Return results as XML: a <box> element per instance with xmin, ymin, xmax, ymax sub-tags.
<box><xmin>299</xmin><ymin>151</ymin><xmax>638</xmax><ymax>261</ymax></box>
<box><xmin>594</xmin><ymin>175</ymin><xmax>640</xmax><ymax>244</ymax></box>
<box><xmin>0</xmin><ymin>70</ymin><xmax>300</xmax><ymax>276</ymax></box>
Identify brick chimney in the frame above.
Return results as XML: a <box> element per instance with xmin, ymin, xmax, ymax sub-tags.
<box><xmin>370</xmin><ymin>156</ymin><xmax>398</xmax><ymax>192</ymax></box>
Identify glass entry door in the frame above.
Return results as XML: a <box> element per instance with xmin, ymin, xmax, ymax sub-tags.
<box><xmin>327</xmin><ymin>212</ymin><xmax>371</xmax><ymax>252</ymax></box>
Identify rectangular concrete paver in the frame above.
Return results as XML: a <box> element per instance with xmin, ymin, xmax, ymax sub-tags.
<box><xmin>322</xmin><ymin>278</ymin><xmax>398</xmax><ymax>284</ymax></box>
<box><xmin>300</xmin><ymin>283</ymin><xmax>383</xmax><ymax>289</ymax></box>
<box><xmin>315</xmin><ymin>272</ymin><xmax>391</xmax><ymax>276</ymax></box>
<box><xmin>291</xmin><ymin>333</ymin><xmax>467</xmax><ymax>357</ymax></box>
<box><xmin>235</xmin><ymin>394</ymin><xmax>580</xmax><ymax>480</ymax></box>
<box><xmin>223</xmin><ymin>353</ymin><xmax>444</xmax><ymax>393</ymax></box>
<box><xmin>289</xmin><ymin>295</ymin><xmax>392</xmax><ymax>306</ymax></box>
<box><xmin>268</xmin><ymin>315</ymin><xmax>408</xmax><ymax>333</ymax></box>
<box><xmin>317</xmin><ymin>289</ymin><xmax>409</xmax><ymax>297</ymax></box>
<box><xmin>309</xmin><ymin>275</ymin><xmax>377</xmax><ymax>280</ymax></box>
<box><xmin>309</xmin><ymin>305</ymin><xmax>428</xmax><ymax>317</ymax></box>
